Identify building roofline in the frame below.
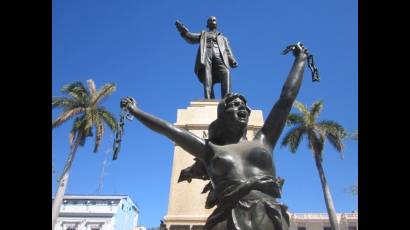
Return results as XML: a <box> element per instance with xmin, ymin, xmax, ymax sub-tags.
<box><xmin>53</xmin><ymin>194</ymin><xmax>129</xmax><ymax>199</ymax></box>
<box><xmin>289</xmin><ymin>212</ymin><xmax>358</xmax><ymax>220</ymax></box>
<box><xmin>52</xmin><ymin>194</ymin><xmax>140</xmax><ymax>212</ymax></box>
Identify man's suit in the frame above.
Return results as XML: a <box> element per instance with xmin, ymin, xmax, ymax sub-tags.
<box><xmin>179</xmin><ymin>30</ymin><xmax>238</xmax><ymax>99</ymax></box>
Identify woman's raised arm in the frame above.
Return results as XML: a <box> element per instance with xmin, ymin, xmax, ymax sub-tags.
<box><xmin>254</xmin><ymin>43</ymin><xmax>309</xmax><ymax>151</ymax></box>
<box><xmin>121</xmin><ymin>97</ymin><xmax>208</xmax><ymax>161</ymax></box>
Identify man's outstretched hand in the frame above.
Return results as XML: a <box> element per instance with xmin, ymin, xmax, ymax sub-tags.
<box><xmin>175</xmin><ymin>20</ymin><xmax>188</xmax><ymax>34</ymax></box>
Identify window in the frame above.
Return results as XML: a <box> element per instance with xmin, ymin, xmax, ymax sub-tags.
<box><xmin>297</xmin><ymin>227</ymin><xmax>306</xmax><ymax>230</ymax></box>
<box><xmin>191</xmin><ymin>226</ymin><xmax>204</xmax><ymax>230</ymax></box>
<box><xmin>64</xmin><ymin>222</ymin><xmax>79</xmax><ymax>230</ymax></box>
<box><xmin>348</xmin><ymin>226</ymin><xmax>357</xmax><ymax>230</ymax></box>
<box><xmin>87</xmin><ymin>223</ymin><xmax>103</xmax><ymax>230</ymax></box>
<box><xmin>169</xmin><ymin>225</ymin><xmax>189</xmax><ymax>230</ymax></box>
<box><xmin>323</xmin><ymin>227</ymin><xmax>332</xmax><ymax>230</ymax></box>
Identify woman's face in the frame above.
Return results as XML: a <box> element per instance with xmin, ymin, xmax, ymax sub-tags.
<box><xmin>223</xmin><ymin>97</ymin><xmax>250</xmax><ymax>126</ymax></box>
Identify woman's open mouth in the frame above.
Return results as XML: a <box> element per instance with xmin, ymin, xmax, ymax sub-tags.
<box><xmin>238</xmin><ymin>110</ymin><xmax>248</xmax><ymax>120</ymax></box>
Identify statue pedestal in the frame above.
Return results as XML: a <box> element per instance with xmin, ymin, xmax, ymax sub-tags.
<box><xmin>163</xmin><ymin>100</ymin><xmax>264</xmax><ymax>229</ymax></box>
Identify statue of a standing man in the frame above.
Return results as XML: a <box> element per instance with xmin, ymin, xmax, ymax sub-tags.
<box><xmin>175</xmin><ymin>16</ymin><xmax>238</xmax><ymax>99</ymax></box>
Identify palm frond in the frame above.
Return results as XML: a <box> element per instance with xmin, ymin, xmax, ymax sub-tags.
<box><xmin>286</xmin><ymin>113</ymin><xmax>304</xmax><ymax>126</ymax></box>
<box><xmin>79</xmin><ymin>131</ymin><xmax>88</xmax><ymax>146</ymax></box>
<box><xmin>52</xmin><ymin>108</ymin><xmax>85</xmax><ymax>128</ymax></box>
<box><xmin>326</xmin><ymin>132</ymin><xmax>345</xmax><ymax>158</ymax></box>
<box><xmin>293</xmin><ymin>100</ymin><xmax>309</xmax><ymax>117</ymax></box>
<box><xmin>60</xmin><ymin>81</ymin><xmax>90</xmax><ymax>105</ymax></box>
<box><xmin>293</xmin><ymin>100</ymin><xmax>312</xmax><ymax>126</ymax></box>
<box><xmin>72</xmin><ymin>115</ymin><xmax>86</xmax><ymax>129</ymax></box>
<box><xmin>71</xmin><ymin>115</ymin><xmax>92</xmax><ymax>146</ymax></box>
<box><xmin>98</xmin><ymin>107</ymin><xmax>117</xmax><ymax>132</ymax></box>
<box><xmin>52</xmin><ymin>97</ymin><xmax>79</xmax><ymax>110</ymax></box>
<box><xmin>281</xmin><ymin>126</ymin><xmax>306</xmax><ymax>153</ymax></box>
<box><xmin>317</xmin><ymin>120</ymin><xmax>347</xmax><ymax>139</ymax></box>
<box><xmin>68</xmin><ymin>116</ymin><xmax>85</xmax><ymax>144</ymax></box>
<box><xmin>317</xmin><ymin>120</ymin><xmax>346</xmax><ymax>159</ymax></box>
<box><xmin>309</xmin><ymin>100</ymin><xmax>323</xmax><ymax>123</ymax></box>
<box><xmin>91</xmin><ymin>83</ymin><xmax>116</xmax><ymax>106</ymax></box>
<box><xmin>87</xmin><ymin>79</ymin><xmax>97</xmax><ymax>98</ymax></box>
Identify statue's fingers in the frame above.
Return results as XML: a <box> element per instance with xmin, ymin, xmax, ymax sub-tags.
<box><xmin>282</xmin><ymin>45</ymin><xmax>296</xmax><ymax>55</ymax></box>
<box><xmin>295</xmin><ymin>42</ymin><xmax>304</xmax><ymax>50</ymax></box>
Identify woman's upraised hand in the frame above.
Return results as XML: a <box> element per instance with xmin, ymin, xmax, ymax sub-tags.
<box><xmin>282</xmin><ymin>42</ymin><xmax>309</xmax><ymax>60</ymax></box>
<box><xmin>120</xmin><ymin>96</ymin><xmax>138</xmax><ymax>110</ymax></box>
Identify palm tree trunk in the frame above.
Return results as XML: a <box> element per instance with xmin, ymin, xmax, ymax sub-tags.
<box><xmin>314</xmin><ymin>154</ymin><xmax>340</xmax><ymax>230</ymax></box>
<box><xmin>51</xmin><ymin>135</ymin><xmax>82</xmax><ymax>230</ymax></box>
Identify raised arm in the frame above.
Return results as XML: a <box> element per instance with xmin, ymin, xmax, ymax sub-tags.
<box><xmin>175</xmin><ymin>20</ymin><xmax>201</xmax><ymax>44</ymax></box>
<box><xmin>254</xmin><ymin>43</ymin><xmax>309</xmax><ymax>151</ymax></box>
<box><xmin>121</xmin><ymin>97</ymin><xmax>208</xmax><ymax>161</ymax></box>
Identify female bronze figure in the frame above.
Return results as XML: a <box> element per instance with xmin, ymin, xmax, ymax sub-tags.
<box><xmin>120</xmin><ymin>42</ymin><xmax>309</xmax><ymax>230</ymax></box>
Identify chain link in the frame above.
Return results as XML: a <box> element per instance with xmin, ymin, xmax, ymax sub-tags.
<box><xmin>112</xmin><ymin>97</ymin><xmax>136</xmax><ymax>160</ymax></box>
<box><xmin>307</xmin><ymin>54</ymin><xmax>320</xmax><ymax>82</ymax></box>
<box><xmin>282</xmin><ymin>43</ymin><xmax>320</xmax><ymax>82</ymax></box>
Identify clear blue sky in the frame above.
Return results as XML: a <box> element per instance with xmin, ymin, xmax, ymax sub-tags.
<box><xmin>52</xmin><ymin>0</ymin><xmax>357</xmax><ymax>228</ymax></box>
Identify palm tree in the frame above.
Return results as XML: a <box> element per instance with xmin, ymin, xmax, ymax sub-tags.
<box><xmin>282</xmin><ymin>100</ymin><xmax>347</xmax><ymax>230</ymax></box>
<box><xmin>51</xmin><ymin>79</ymin><xmax>117</xmax><ymax>229</ymax></box>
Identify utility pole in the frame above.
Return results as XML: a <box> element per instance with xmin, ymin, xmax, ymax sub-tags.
<box><xmin>96</xmin><ymin>148</ymin><xmax>111</xmax><ymax>194</ymax></box>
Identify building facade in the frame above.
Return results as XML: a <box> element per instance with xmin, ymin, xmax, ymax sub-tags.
<box><xmin>162</xmin><ymin>212</ymin><xmax>358</xmax><ymax>230</ymax></box>
<box><xmin>53</xmin><ymin>195</ymin><xmax>139</xmax><ymax>230</ymax></box>
<box><xmin>289</xmin><ymin>212</ymin><xmax>358</xmax><ymax>230</ymax></box>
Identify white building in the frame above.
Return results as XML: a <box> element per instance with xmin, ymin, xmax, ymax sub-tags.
<box><xmin>134</xmin><ymin>227</ymin><xmax>147</xmax><ymax>230</ymax></box>
<box><xmin>289</xmin><ymin>212</ymin><xmax>358</xmax><ymax>230</ymax></box>
<box><xmin>52</xmin><ymin>194</ymin><xmax>357</xmax><ymax>230</ymax></box>
<box><xmin>162</xmin><ymin>212</ymin><xmax>358</xmax><ymax>230</ymax></box>
<box><xmin>53</xmin><ymin>195</ymin><xmax>140</xmax><ymax>230</ymax></box>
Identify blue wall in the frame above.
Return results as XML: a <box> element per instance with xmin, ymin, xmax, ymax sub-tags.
<box><xmin>113</xmin><ymin>197</ymin><xmax>138</xmax><ymax>230</ymax></box>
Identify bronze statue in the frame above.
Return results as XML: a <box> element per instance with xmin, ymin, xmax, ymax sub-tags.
<box><xmin>176</xmin><ymin>16</ymin><xmax>238</xmax><ymax>99</ymax></box>
<box><xmin>120</xmin><ymin>42</ymin><xmax>309</xmax><ymax>230</ymax></box>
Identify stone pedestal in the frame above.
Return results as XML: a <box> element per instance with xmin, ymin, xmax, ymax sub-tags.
<box><xmin>163</xmin><ymin>100</ymin><xmax>264</xmax><ymax>230</ymax></box>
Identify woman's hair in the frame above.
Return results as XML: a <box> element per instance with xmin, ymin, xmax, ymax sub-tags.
<box><xmin>208</xmin><ymin>93</ymin><xmax>251</xmax><ymax>144</ymax></box>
